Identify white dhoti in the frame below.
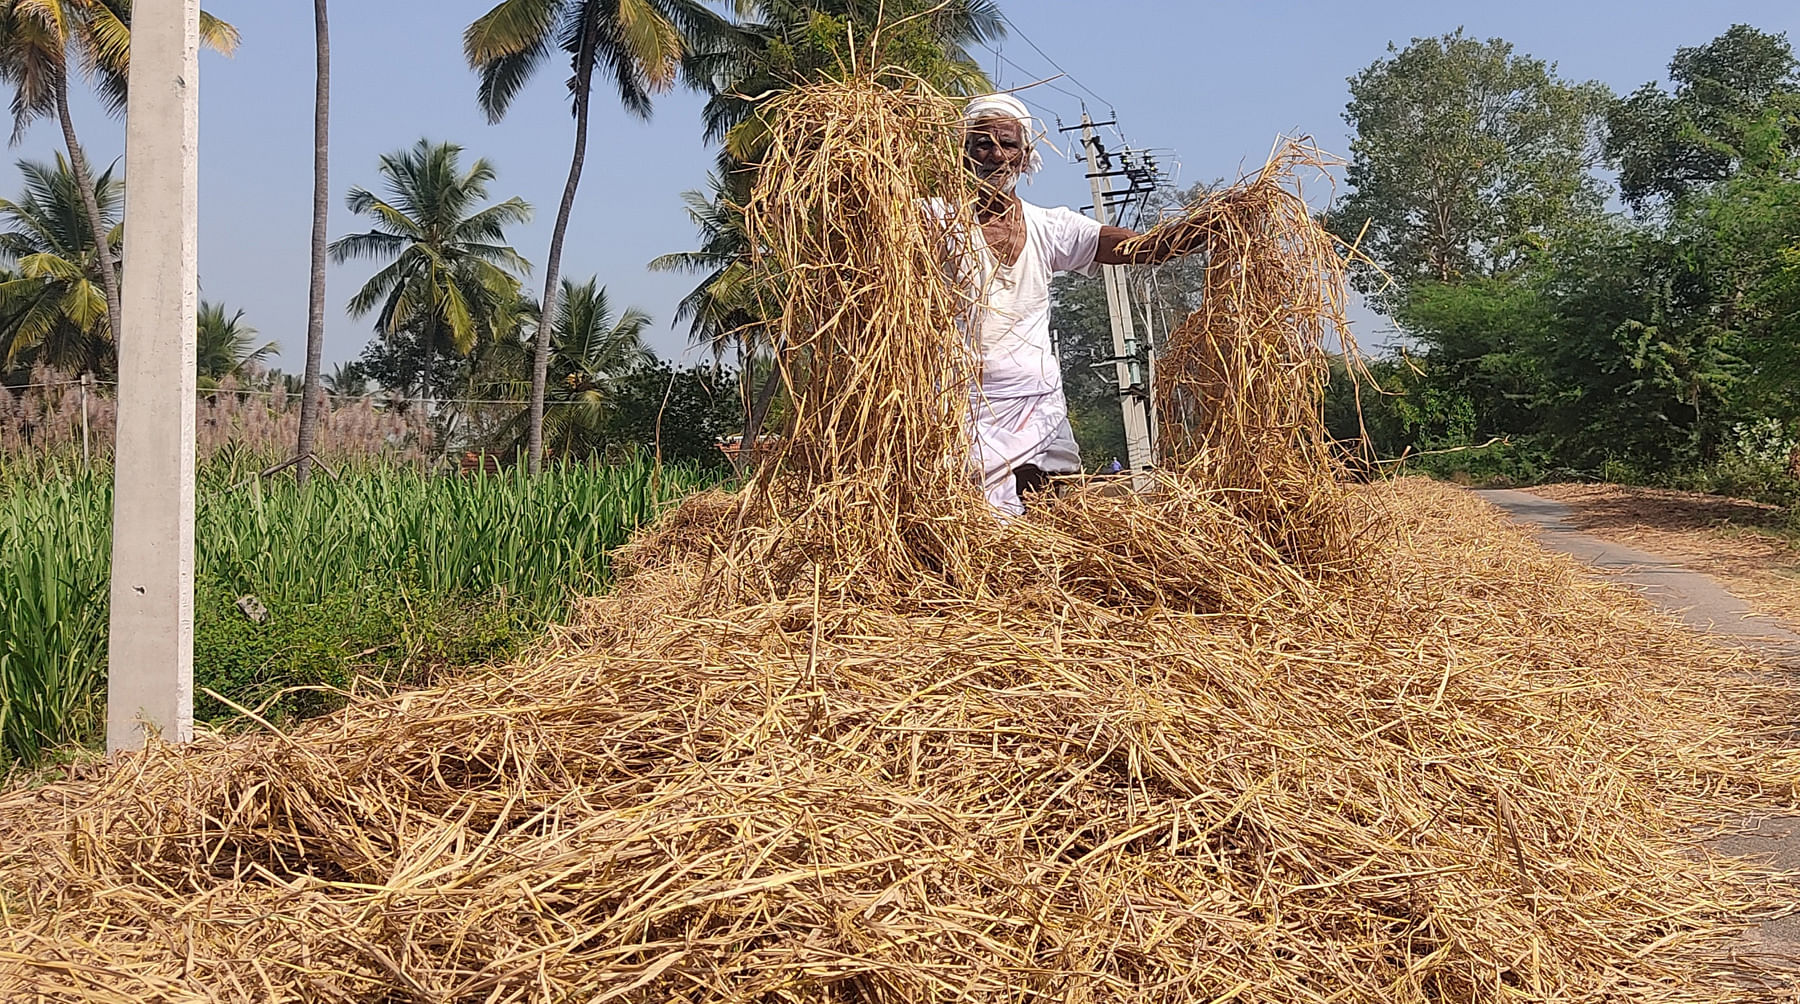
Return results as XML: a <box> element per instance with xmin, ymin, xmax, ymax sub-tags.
<box><xmin>971</xmin><ymin>392</ymin><xmax>1082</xmax><ymax>515</ymax></box>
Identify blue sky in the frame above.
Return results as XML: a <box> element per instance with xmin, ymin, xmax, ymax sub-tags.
<box><xmin>12</xmin><ymin>0</ymin><xmax>1796</xmax><ymax>369</ymax></box>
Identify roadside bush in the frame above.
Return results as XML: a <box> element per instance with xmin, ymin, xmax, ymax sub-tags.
<box><xmin>192</xmin><ymin>583</ymin><xmax>519</xmax><ymax>726</ymax></box>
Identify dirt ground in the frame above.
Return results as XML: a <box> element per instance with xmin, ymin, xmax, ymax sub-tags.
<box><xmin>1526</xmin><ymin>483</ymin><xmax>1800</xmax><ymax>632</ymax></box>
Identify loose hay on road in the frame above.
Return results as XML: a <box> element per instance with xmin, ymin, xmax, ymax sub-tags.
<box><xmin>2</xmin><ymin>76</ymin><xmax>1798</xmax><ymax>1002</ymax></box>
<box><xmin>2</xmin><ymin>480</ymin><xmax>1797</xmax><ymax>1002</ymax></box>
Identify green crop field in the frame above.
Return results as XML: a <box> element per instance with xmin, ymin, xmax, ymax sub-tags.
<box><xmin>0</xmin><ymin>454</ymin><xmax>721</xmax><ymax>768</ymax></box>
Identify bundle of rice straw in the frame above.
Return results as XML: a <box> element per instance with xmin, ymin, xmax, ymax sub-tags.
<box><xmin>1120</xmin><ymin>142</ymin><xmax>1366</xmax><ymax>573</ymax></box>
<box><xmin>3</xmin><ymin>77</ymin><xmax>1798</xmax><ymax>1002</ymax></box>
<box><xmin>683</xmin><ymin>82</ymin><xmax>1350</xmax><ymax>615</ymax></box>
<box><xmin>722</xmin><ymin>76</ymin><xmax>991</xmax><ymax>604</ymax></box>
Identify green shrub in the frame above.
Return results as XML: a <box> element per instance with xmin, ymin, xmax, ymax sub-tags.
<box><xmin>1398</xmin><ymin>439</ymin><xmax>1556</xmax><ymax>487</ymax></box>
<box><xmin>192</xmin><ymin>580</ymin><xmax>519</xmax><ymax>726</ymax></box>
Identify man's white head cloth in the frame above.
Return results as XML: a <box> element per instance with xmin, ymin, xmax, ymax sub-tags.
<box><xmin>964</xmin><ymin>93</ymin><xmax>1045</xmax><ymax>175</ymax></box>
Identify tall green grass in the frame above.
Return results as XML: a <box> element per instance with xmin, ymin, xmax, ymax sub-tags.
<box><xmin>0</xmin><ymin>455</ymin><xmax>720</xmax><ymax>766</ymax></box>
<box><xmin>0</xmin><ymin>475</ymin><xmax>111</xmax><ymax>765</ymax></box>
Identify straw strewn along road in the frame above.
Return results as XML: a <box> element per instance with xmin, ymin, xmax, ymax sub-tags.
<box><xmin>1477</xmin><ymin>488</ymin><xmax>1800</xmax><ymax>970</ymax></box>
<box><xmin>1476</xmin><ymin>489</ymin><xmax>1800</xmax><ymax>659</ymax></box>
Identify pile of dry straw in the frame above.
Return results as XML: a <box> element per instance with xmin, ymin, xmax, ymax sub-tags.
<box><xmin>3</xmin><ymin>77</ymin><xmax>1797</xmax><ymax>1003</ymax></box>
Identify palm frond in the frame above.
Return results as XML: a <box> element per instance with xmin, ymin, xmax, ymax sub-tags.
<box><xmin>198</xmin><ymin>11</ymin><xmax>241</xmax><ymax>55</ymax></box>
<box><xmin>612</xmin><ymin>0</ymin><xmax>684</xmax><ymax>93</ymax></box>
<box><xmin>342</xmin><ymin>254</ymin><xmax>415</xmax><ymax>318</ymax></box>
<box><xmin>15</xmin><ymin>251</ymin><xmax>83</xmax><ymax>282</ymax></box>
<box><xmin>465</xmin><ymin>0</ymin><xmax>562</xmax><ymax>63</ymax></box>
<box><xmin>590</xmin><ymin>13</ymin><xmax>655</xmax><ymax>118</ymax></box>
<box><xmin>55</xmin><ymin>274</ymin><xmax>103</xmax><ymax>330</ymax></box>
<box><xmin>474</xmin><ymin>40</ymin><xmax>553</xmax><ymax>124</ymax></box>
<box><xmin>457</xmin><ymin>198</ymin><xmax>534</xmax><ymax>244</ymax></box>
<box><xmin>439</xmin><ymin>280</ymin><xmax>478</xmax><ymax>356</ymax></box>
<box><xmin>328</xmin><ymin>230</ymin><xmax>410</xmax><ymax>265</ymax></box>
<box><xmin>467</xmin><ymin>0</ymin><xmax>561</xmax><ymax>121</ymax></box>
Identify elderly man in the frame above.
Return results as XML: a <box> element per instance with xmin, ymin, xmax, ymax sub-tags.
<box><xmin>960</xmin><ymin>93</ymin><xmax>1175</xmax><ymax>515</ymax></box>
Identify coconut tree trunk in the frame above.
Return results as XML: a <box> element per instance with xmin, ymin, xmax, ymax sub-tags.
<box><xmin>738</xmin><ymin>340</ymin><xmax>752</xmax><ymax>443</ymax></box>
<box><xmin>54</xmin><ymin>73</ymin><xmax>123</xmax><ymax>345</ymax></box>
<box><xmin>296</xmin><ymin>0</ymin><xmax>331</xmax><ymax>486</ymax></box>
<box><xmin>528</xmin><ymin>19</ymin><xmax>599</xmax><ymax>475</ymax></box>
<box><xmin>737</xmin><ymin>363</ymin><xmax>781</xmax><ymax>477</ymax></box>
<box><xmin>420</xmin><ymin>322</ymin><xmax>436</xmax><ymax>459</ymax></box>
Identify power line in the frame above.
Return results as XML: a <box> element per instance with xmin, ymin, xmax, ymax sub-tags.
<box><xmin>2</xmin><ymin>377</ymin><xmax>536</xmax><ymax>409</ymax></box>
<box><xmin>996</xmin><ymin>13</ymin><xmax>1115</xmax><ymax>115</ymax></box>
<box><xmin>981</xmin><ymin>44</ymin><xmax>1087</xmax><ymax>108</ymax></box>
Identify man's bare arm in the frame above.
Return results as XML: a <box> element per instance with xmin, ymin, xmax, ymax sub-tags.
<box><xmin>1094</xmin><ymin>224</ymin><xmax>1184</xmax><ymax>266</ymax></box>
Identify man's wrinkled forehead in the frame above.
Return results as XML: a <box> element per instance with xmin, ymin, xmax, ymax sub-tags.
<box><xmin>965</xmin><ymin>116</ymin><xmax>1024</xmax><ymax>144</ymax></box>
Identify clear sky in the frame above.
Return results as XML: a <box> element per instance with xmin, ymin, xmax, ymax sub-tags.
<box><xmin>12</xmin><ymin>0</ymin><xmax>1796</xmax><ymax>369</ymax></box>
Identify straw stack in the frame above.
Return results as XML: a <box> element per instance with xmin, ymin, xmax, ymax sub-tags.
<box><xmin>2</xmin><ymin>479</ymin><xmax>1795</xmax><ymax>1001</ymax></box>
<box><xmin>2</xmin><ymin>77</ymin><xmax>1796</xmax><ymax>1002</ymax></box>
<box><xmin>1121</xmin><ymin>143</ymin><xmax>1367</xmax><ymax>573</ymax></box>
<box><xmin>722</xmin><ymin>77</ymin><xmax>990</xmax><ymax>605</ymax></box>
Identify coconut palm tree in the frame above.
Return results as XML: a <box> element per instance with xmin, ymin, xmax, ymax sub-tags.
<box><xmin>464</xmin><ymin>0</ymin><xmax>735</xmax><ymax>473</ymax></box>
<box><xmin>648</xmin><ymin>173</ymin><xmax>758</xmax><ymax>355</ymax></box>
<box><xmin>692</xmin><ymin>0</ymin><xmax>1002</xmax><ymax>165</ymax></box>
<box><xmin>0</xmin><ymin>0</ymin><xmax>238</xmax><ymax>343</ymax></box>
<box><xmin>648</xmin><ymin>173</ymin><xmax>779</xmax><ymax>465</ymax></box>
<box><xmin>321</xmin><ymin>359</ymin><xmax>367</xmax><ymax>400</ymax></box>
<box><xmin>295</xmin><ymin>0</ymin><xmax>330</xmax><ymax>485</ymax></box>
<box><xmin>0</xmin><ymin>153</ymin><xmax>117</xmax><ymax>374</ymax></box>
<box><xmin>476</xmin><ymin>277</ymin><xmax>652</xmax><ymax>457</ymax></box>
<box><xmin>539</xmin><ymin>278</ymin><xmax>653</xmax><ymax>456</ymax></box>
<box><xmin>195</xmin><ymin>300</ymin><xmax>276</xmax><ymax>389</ymax></box>
<box><xmin>329</xmin><ymin>139</ymin><xmax>532</xmax><ymax>426</ymax></box>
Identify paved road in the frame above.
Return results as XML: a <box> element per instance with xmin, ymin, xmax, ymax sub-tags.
<box><xmin>1475</xmin><ymin>489</ymin><xmax>1800</xmax><ymax>971</ymax></box>
<box><xmin>1475</xmin><ymin>489</ymin><xmax>1800</xmax><ymax>660</ymax></box>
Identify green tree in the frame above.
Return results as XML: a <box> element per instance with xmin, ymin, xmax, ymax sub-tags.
<box><xmin>329</xmin><ymin>140</ymin><xmax>531</xmax><ymax>414</ymax></box>
<box><xmin>0</xmin><ymin>153</ymin><xmax>116</xmax><ymax>374</ymax></box>
<box><xmin>195</xmin><ymin>301</ymin><xmax>276</xmax><ymax>389</ymax></box>
<box><xmin>465</xmin><ymin>0</ymin><xmax>734</xmax><ymax>474</ymax></box>
<box><xmin>649</xmin><ymin>172</ymin><xmax>757</xmax><ymax>356</ymax></box>
<box><xmin>692</xmin><ymin>0</ymin><xmax>1002</xmax><ymax>164</ymax></box>
<box><xmin>652</xmin><ymin>171</ymin><xmax>787</xmax><ymax>465</ymax></box>
<box><xmin>0</xmin><ymin>0</ymin><xmax>237</xmax><ymax>342</ymax></box>
<box><xmin>1342</xmin><ymin>26</ymin><xmax>1800</xmax><ymax>482</ymax></box>
<box><xmin>1605</xmin><ymin>25</ymin><xmax>1799</xmax><ymax>212</ymax></box>
<box><xmin>1673</xmin><ymin>145</ymin><xmax>1800</xmax><ymax>422</ymax></box>
<box><xmin>598</xmin><ymin>361</ymin><xmax>740</xmax><ymax>465</ymax></box>
<box><xmin>1388</xmin><ymin>277</ymin><xmax>1556</xmax><ymax>444</ymax></box>
<box><xmin>1334</xmin><ymin>30</ymin><xmax>1611</xmax><ymax>302</ymax></box>
<box><xmin>1601</xmin><ymin>27</ymin><xmax>1800</xmax><ymax>427</ymax></box>
<box><xmin>537</xmin><ymin>278</ymin><xmax>654</xmax><ymax>456</ymax></box>
<box><xmin>1372</xmin><ymin>212</ymin><xmax>1756</xmax><ymax>472</ymax></box>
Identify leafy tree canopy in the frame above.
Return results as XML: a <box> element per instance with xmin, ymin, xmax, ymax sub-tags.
<box><xmin>1334</xmin><ymin>29</ymin><xmax>1611</xmax><ymax>304</ymax></box>
<box><xmin>1605</xmin><ymin>24</ymin><xmax>1800</xmax><ymax>211</ymax></box>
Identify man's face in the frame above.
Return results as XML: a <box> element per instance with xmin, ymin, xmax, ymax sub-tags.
<box><xmin>965</xmin><ymin>117</ymin><xmax>1026</xmax><ymax>194</ymax></box>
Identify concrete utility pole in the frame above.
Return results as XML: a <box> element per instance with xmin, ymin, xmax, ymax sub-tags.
<box><xmin>107</xmin><ymin>0</ymin><xmax>199</xmax><ymax>754</ymax></box>
<box><xmin>1077</xmin><ymin>113</ymin><xmax>1153</xmax><ymax>471</ymax></box>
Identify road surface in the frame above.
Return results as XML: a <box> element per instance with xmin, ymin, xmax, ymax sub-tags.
<box><xmin>1476</xmin><ymin>488</ymin><xmax>1800</xmax><ymax>973</ymax></box>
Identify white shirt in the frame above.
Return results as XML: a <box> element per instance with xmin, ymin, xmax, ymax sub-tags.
<box><xmin>967</xmin><ymin>200</ymin><xmax>1102</xmax><ymax>399</ymax></box>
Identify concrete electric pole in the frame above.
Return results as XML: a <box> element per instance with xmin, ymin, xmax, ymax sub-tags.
<box><xmin>107</xmin><ymin>0</ymin><xmax>199</xmax><ymax>754</ymax></box>
<box><xmin>1076</xmin><ymin>113</ymin><xmax>1153</xmax><ymax>471</ymax></box>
